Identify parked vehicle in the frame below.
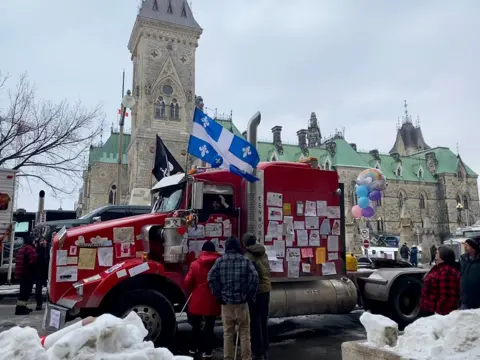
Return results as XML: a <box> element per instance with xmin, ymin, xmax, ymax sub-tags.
<box><xmin>45</xmin><ymin>118</ymin><xmax>428</xmax><ymax>345</ymax></box>
<box><xmin>0</xmin><ymin>169</ymin><xmax>17</xmax><ymax>283</ymax></box>
<box><xmin>33</xmin><ymin>205</ymin><xmax>151</xmax><ymax>243</ymax></box>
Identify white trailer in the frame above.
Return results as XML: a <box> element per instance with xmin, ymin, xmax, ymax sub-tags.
<box><xmin>0</xmin><ymin>169</ymin><xmax>17</xmax><ymax>283</ymax></box>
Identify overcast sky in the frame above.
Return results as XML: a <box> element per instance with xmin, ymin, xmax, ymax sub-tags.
<box><xmin>1</xmin><ymin>0</ymin><xmax>479</xmax><ymax>211</ymax></box>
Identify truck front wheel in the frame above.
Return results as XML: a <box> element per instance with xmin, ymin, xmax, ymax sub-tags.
<box><xmin>388</xmin><ymin>276</ymin><xmax>422</xmax><ymax>328</ymax></box>
<box><xmin>111</xmin><ymin>289</ymin><xmax>177</xmax><ymax>346</ymax></box>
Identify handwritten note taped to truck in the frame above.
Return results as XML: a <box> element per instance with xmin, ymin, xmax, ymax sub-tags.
<box><xmin>113</xmin><ymin>227</ymin><xmax>134</xmax><ymax>244</ymax></box>
<box><xmin>78</xmin><ymin>248</ymin><xmax>97</xmax><ymax>270</ymax></box>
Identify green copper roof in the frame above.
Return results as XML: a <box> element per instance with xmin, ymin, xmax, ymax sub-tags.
<box><xmin>89</xmin><ymin>132</ymin><xmax>130</xmax><ymax>165</ymax></box>
<box><xmin>216</xmin><ymin>118</ymin><xmax>243</xmax><ymax>138</ymax></box>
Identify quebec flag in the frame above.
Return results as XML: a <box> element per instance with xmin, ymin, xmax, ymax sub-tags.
<box><xmin>188</xmin><ymin>107</ymin><xmax>260</xmax><ymax>182</ymax></box>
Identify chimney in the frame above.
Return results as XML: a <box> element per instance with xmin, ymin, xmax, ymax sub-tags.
<box><xmin>271</xmin><ymin>126</ymin><xmax>283</xmax><ymax>155</ymax></box>
<box><xmin>350</xmin><ymin>143</ymin><xmax>357</xmax><ymax>151</ymax></box>
<box><xmin>272</xmin><ymin>126</ymin><xmax>282</xmax><ymax>145</ymax></box>
<box><xmin>297</xmin><ymin>129</ymin><xmax>308</xmax><ymax>150</ymax></box>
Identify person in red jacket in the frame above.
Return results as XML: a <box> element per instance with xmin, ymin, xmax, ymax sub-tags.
<box><xmin>14</xmin><ymin>236</ymin><xmax>38</xmax><ymax>315</ymax></box>
<box><xmin>420</xmin><ymin>245</ymin><xmax>460</xmax><ymax>316</ymax></box>
<box><xmin>185</xmin><ymin>241</ymin><xmax>221</xmax><ymax>359</ymax></box>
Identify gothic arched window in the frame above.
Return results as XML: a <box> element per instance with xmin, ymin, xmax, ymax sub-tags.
<box><xmin>324</xmin><ymin>159</ymin><xmax>332</xmax><ymax>170</ymax></box>
<box><xmin>174</xmin><ymin>103</ymin><xmax>180</xmax><ymax>119</ymax></box>
<box><xmin>155</xmin><ymin>97</ymin><xmax>165</xmax><ymax>119</ymax></box>
<box><xmin>398</xmin><ymin>192</ymin><xmax>404</xmax><ymax>208</ymax></box>
<box><xmin>456</xmin><ymin>195</ymin><xmax>462</xmax><ymax>206</ymax></box>
<box><xmin>108</xmin><ymin>184</ymin><xmax>117</xmax><ymax>205</ymax></box>
<box><xmin>463</xmin><ymin>195</ymin><xmax>469</xmax><ymax>209</ymax></box>
<box><xmin>169</xmin><ymin>103</ymin><xmax>175</xmax><ymax>119</ymax></box>
<box><xmin>376</xmin><ymin>194</ymin><xmax>382</xmax><ymax>207</ymax></box>
<box><xmin>419</xmin><ymin>194</ymin><xmax>426</xmax><ymax>209</ymax></box>
<box><xmin>352</xmin><ymin>190</ymin><xmax>358</xmax><ymax>205</ymax></box>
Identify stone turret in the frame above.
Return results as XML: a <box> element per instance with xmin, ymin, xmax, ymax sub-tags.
<box><xmin>399</xmin><ymin>201</ymin><xmax>414</xmax><ymax>256</ymax></box>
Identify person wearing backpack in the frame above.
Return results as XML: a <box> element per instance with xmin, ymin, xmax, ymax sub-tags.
<box><xmin>242</xmin><ymin>233</ymin><xmax>272</xmax><ymax>360</ymax></box>
<box><xmin>14</xmin><ymin>235</ymin><xmax>38</xmax><ymax>315</ymax></box>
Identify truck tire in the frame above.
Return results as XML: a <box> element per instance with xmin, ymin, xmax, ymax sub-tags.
<box><xmin>388</xmin><ymin>276</ymin><xmax>422</xmax><ymax>328</ymax></box>
<box><xmin>111</xmin><ymin>289</ymin><xmax>177</xmax><ymax>347</ymax></box>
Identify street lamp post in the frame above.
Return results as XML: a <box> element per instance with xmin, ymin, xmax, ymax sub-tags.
<box><xmin>456</xmin><ymin>202</ymin><xmax>464</xmax><ymax>227</ymax></box>
<box><xmin>116</xmin><ymin>90</ymin><xmax>136</xmax><ymax>205</ymax></box>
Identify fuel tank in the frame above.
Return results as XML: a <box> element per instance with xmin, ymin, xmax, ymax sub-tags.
<box><xmin>269</xmin><ymin>277</ymin><xmax>358</xmax><ymax>318</ymax></box>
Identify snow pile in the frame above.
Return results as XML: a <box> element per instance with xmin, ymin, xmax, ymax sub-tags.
<box><xmin>361</xmin><ymin>309</ymin><xmax>480</xmax><ymax>360</ymax></box>
<box><xmin>359</xmin><ymin>312</ymin><xmax>398</xmax><ymax>347</ymax></box>
<box><xmin>0</xmin><ymin>312</ymin><xmax>193</xmax><ymax>360</ymax></box>
<box><xmin>0</xmin><ymin>326</ymin><xmax>48</xmax><ymax>360</ymax></box>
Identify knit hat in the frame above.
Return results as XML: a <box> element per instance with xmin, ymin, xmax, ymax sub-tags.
<box><xmin>241</xmin><ymin>233</ymin><xmax>256</xmax><ymax>247</ymax></box>
<box><xmin>202</xmin><ymin>241</ymin><xmax>216</xmax><ymax>252</ymax></box>
<box><xmin>225</xmin><ymin>237</ymin><xmax>242</xmax><ymax>253</ymax></box>
<box><xmin>465</xmin><ymin>237</ymin><xmax>480</xmax><ymax>253</ymax></box>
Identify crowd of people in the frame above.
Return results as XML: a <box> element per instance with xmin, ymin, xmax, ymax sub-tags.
<box><xmin>420</xmin><ymin>236</ymin><xmax>480</xmax><ymax>316</ymax></box>
<box><xmin>184</xmin><ymin>234</ymin><xmax>269</xmax><ymax>360</ymax></box>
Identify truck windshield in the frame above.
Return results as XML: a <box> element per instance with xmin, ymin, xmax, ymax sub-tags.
<box><xmin>79</xmin><ymin>206</ymin><xmax>108</xmax><ymax>220</ymax></box>
<box><xmin>464</xmin><ymin>230</ymin><xmax>480</xmax><ymax>238</ymax></box>
<box><xmin>152</xmin><ymin>184</ymin><xmax>184</xmax><ymax>213</ymax></box>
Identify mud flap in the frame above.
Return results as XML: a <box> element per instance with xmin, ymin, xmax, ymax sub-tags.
<box><xmin>42</xmin><ymin>302</ymin><xmax>68</xmax><ymax>335</ymax></box>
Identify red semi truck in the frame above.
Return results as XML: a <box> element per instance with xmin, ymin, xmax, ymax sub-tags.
<box><xmin>45</xmin><ymin>117</ymin><xmax>428</xmax><ymax>345</ymax></box>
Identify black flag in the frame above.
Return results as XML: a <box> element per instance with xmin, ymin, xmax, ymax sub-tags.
<box><xmin>152</xmin><ymin>135</ymin><xmax>184</xmax><ymax>182</ymax></box>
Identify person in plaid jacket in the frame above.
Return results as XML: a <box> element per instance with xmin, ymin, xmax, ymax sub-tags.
<box><xmin>420</xmin><ymin>245</ymin><xmax>460</xmax><ymax>316</ymax></box>
<box><xmin>208</xmin><ymin>237</ymin><xmax>259</xmax><ymax>360</ymax></box>
<box><xmin>14</xmin><ymin>236</ymin><xmax>38</xmax><ymax>315</ymax></box>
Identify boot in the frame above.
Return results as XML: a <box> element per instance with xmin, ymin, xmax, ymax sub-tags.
<box><xmin>15</xmin><ymin>305</ymin><xmax>31</xmax><ymax>315</ymax></box>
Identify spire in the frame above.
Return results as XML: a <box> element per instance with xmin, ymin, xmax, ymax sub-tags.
<box><xmin>415</xmin><ymin>115</ymin><xmax>420</xmax><ymax>128</ymax></box>
<box><xmin>402</xmin><ymin>100</ymin><xmax>412</xmax><ymax>124</ymax></box>
<box><xmin>307</xmin><ymin>112</ymin><xmax>322</xmax><ymax>147</ymax></box>
<box><xmin>137</xmin><ymin>0</ymin><xmax>202</xmax><ymax>31</ymax></box>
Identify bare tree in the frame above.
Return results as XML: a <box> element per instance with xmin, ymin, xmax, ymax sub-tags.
<box><xmin>0</xmin><ymin>72</ymin><xmax>105</xmax><ymax>195</ymax></box>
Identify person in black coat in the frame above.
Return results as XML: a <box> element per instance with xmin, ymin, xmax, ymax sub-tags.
<box><xmin>35</xmin><ymin>237</ymin><xmax>49</xmax><ymax>311</ymax></box>
<box><xmin>460</xmin><ymin>237</ymin><xmax>480</xmax><ymax>310</ymax></box>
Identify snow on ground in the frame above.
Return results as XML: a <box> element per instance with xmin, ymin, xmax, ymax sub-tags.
<box><xmin>361</xmin><ymin>309</ymin><xmax>480</xmax><ymax>360</ymax></box>
<box><xmin>0</xmin><ymin>311</ymin><xmax>193</xmax><ymax>360</ymax></box>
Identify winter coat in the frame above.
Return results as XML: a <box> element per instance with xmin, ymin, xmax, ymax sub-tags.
<box><xmin>184</xmin><ymin>251</ymin><xmax>222</xmax><ymax>316</ymax></box>
<box><xmin>245</xmin><ymin>243</ymin><xmax>271</xmax><ymax>294</ymax></box>
<box><xmin>208</xmin><ymin>250</ymin><xmax>259</xmax><ymax>305</ymax></box>
<box><xmin>400</xmin><ymin>245</ymin><xmax>410</xmax><ymax>259</ymax></box>
<box><xmin>15</xmin><ymin>244</ymin><xmax>37</xmax><ymax>279</ymax></box>
<box><xmin>410</xmin><ymin>247</ymin><xmax>418</xmax><ymax>264</ymax></box>
<box><xmin>430</xmin><ymin>245</ymin><xmax>437</xmax><ymax>257</ymax></box>
<box><xmin>459</xmin><ymin>254</ymin><xmax>480</xmax><ymax>309</ymax></box>
<box><xmin>36</xmin><ymin>243</ymin><xmax>50</xmax><ymax>282</ymax></box>
<box><xmin>420</xmin><ymin>263</ymin><xmax>460</xmax><ymax>315</ymax></box>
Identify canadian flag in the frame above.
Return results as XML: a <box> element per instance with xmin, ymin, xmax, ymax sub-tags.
<box><xmin>118</xmin><ymin>109</ymin><xmax>129</xmax><ymax>117</ymax></box>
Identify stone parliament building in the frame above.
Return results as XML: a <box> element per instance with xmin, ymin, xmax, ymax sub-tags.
<box><xmin>76</xmin><ymin>0</ymin><xmax>479</xmax><ymax>246</ymax></box>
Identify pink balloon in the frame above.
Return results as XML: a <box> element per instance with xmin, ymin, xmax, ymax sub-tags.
<box><xmin>351</xmin><ymin>205</ymin><xmax>362</xmax><ymax>218</ymax></box>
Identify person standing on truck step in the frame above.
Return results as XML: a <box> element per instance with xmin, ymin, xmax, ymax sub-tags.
<box><xmin>242</xmin><ymin>233</ymin><xmax>271</xmax><ymax>360</ymax></box>
<box><xmin>420</xmin><ymin>246</ymin><xmax>460</xmax><ymax>316</ymax></box>
<box><xmin>184</xmin><ymin>241</ymin><xmax>222</xmax><ymax>359</ymax></box>
<box><xmin>460</xmin><ymin>237</ymin><xmax>480</xmax><ymax>310</ymax></box>
<box><xmin>208</xmin><ymin>236</ymin><xmax>259</xmax><ymax>360</ymax></box>
<box><xmin>34</xmin><ymin>237</ymin><xmax>49</xmax><ymax>311</ymax></box>
<box><xmin>400</xmin><ymin>243</ymin><xmax>410</xmax><ymax>261</ymax></box>
<box><xmin>14</xmin><ymin>235</ymin><xmax>38</xmax><ymax>315</ymax></box>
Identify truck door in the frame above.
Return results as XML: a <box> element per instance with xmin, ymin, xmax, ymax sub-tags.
<box><xmin>188</xmin><ymin>184</ymin><xmax>237</xmax><ymax>256</ymax></box>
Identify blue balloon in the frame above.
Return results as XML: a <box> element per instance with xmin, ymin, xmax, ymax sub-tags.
<box><xmin>356</xmin><ymin>185</ymin><xmax>369</xmax><ymax>198</ymax></box>
<box><xmin>211</xmin><ymin>155</ymin><xmax>223</xmax><ymax>168</ymax></box>
<box><xmin>358</xmin><ymin>196</ymin><xmax>370</xmax><ymax>209</ymax></box>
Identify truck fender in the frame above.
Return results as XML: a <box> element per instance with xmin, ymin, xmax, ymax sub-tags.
<box><xmin>361</xmin><ymin>267</ymin><xmax>428</xmax><ymax>302</ymax></box>
<box><xmin>84</xmin><ymin>259</ymin><xmax>166</xmax><ymax>308</ymax></box>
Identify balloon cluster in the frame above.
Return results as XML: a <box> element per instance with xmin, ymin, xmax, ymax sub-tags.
<box><xmin>351</xmin><ymin>168</ymin><xmax>388</xmax><ymax>219</ymax></box>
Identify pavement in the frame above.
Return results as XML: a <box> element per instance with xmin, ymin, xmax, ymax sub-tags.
<box><xmin>0</xmin><ymin>297</ymin><xmax>366</xmax><ymax>359</ymax></box>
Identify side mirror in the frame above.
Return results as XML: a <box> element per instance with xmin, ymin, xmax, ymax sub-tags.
<box><xmin>92</xmin><ymin>216</ymin><xmax>101</xmax><ymax>223</ymax></box>
<box><xmin>191</xmin><ymin>182</ymin><xmax>204</xmax><ymax>210</ymax></box>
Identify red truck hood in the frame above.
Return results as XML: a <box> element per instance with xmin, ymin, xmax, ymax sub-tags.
<box><xmin>65</xmin><ymin>212</ymin><xmax>168</xmax><ymax>242</ymax></box>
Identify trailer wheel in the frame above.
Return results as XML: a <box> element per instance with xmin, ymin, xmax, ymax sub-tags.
<box><xmin>388</xmin><ymin>276</ymin><xmax>422</xmax><ymax>327</ymax></box>
<box><xmin>111</xmin><ymin>289</ymin><xmax>177</xmax><ymax>347</ymax></box>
